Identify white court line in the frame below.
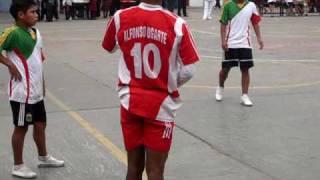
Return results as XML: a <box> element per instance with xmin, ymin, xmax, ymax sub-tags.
<box><xmin>191</xmin><ymin>28</ymin><xmax>319</xmax><ymax>38</ymax></box>
<box><xmin>201</xmin><ymin>55</ymin><xmax>320</xmax><ymax>63</ymax></box>
<box><xmin>191</xmin><ymin>29</ymin><xmax>217</xmax><ymax>35</ymax></box>
<box><xmin>185</xmin><ymin>80</ymin><xmax>320</xmax><ymax>90</ymax></box>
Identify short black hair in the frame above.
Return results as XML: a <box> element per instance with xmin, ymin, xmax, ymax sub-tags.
<box><xmin>10</xmin><ymin>0</ymin><xmax>37</xmax><ymax>20</ymax></box>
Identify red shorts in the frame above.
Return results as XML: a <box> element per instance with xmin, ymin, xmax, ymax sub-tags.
<box><xmin>121</xmin><ymin>106</ymin><xmax>174</xmax><ymax>152</ymax></box>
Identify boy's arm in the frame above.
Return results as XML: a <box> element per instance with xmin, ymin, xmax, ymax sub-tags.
<box><xmin>102</xmin><ymin>17</ymin><xmax>118</xmax><ymax>53</ymax></box>
<box><xmin>177</xmin><ymin>22</ymin><xmax>200</xmax><ymax>87</ymax></box>
<box><xmin>253</xmin><ymin>24</ymin><xmax>264</xmax><ymax>50</ymax></box>
<box><xmin>220</xmin><ymin>3</ymin><xmax>229</xmax><ymax>51</ymax></box>
<box><xmin>0</xmin><ymin>53</ymin><xmax>21</xmax><ymax>81</ymax></box>
<box><xmin>177</xmin><ymin>64</ymin><xmax>195</xmax><ymax>87</ymax></box>
<box><xmin>251</xmin><ymin>4</ymin><xmax>264</xmax><ymax>50</ymax></box>
<box><xmin>220</xmin><ymin>23</ymin><xmax>228</xmax><ymax>51</ymax></box>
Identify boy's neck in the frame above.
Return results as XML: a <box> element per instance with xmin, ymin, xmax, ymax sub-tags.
<box><xmin>15</xmin><ymin>21</ymin><xmax>30</xmax><ymax>30</ymax></box>
<box><xmin>141</xmin><ymin>0</ymin><xmax>162</xmax><ymax>5</ymax></box>
<box><xmin>236</xmin><ymin>0</ymin><xmax>245</xmax><ymax>4</ymax></box>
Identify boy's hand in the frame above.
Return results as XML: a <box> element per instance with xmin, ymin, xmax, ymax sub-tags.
<box><xmin>222</xmin><ymin>40</ymin><xmax>228</xmax><ymax>51</ymax></box>
<box><xmin>258</xmin><ymin>38</ymin><xmax>264</xmax><ymax>50</ymax></box>
<box><xmin>8</xmin><ymin>63</ymin><xmax>22</xmax><ymax>81</ymax></box>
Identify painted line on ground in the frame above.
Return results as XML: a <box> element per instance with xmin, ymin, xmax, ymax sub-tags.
<box><xmin>184</xmin><ymin>80</ymin><xmax>320</xmax><ymax>90</ymax></box>
<box><xmin>191</xmin><ymin>28</ymin><xmax>319</xmax><ymax>38</ymax></box>
<box><xmin>46</xmin><ymin>90</ymin><xmax>148</xmax><ymax>179</ymax></box>
<box><xmin>46</xmin><ymin>91</ymin><xmax>127</xmax><ymax>164</ymax></box>
<box><xmin>200</xmin><ymin>55</ymin><xmax>320</xmax><ymax>63</ymax></box>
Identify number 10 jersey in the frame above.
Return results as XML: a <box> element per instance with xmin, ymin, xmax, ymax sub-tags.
<box><xmin>102</xmin><ymin>3</ymin><xmax>200</xmax><ymax>122</ymax></box>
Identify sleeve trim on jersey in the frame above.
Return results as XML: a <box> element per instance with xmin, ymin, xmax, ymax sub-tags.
<box><xmin>0</xmin><ymin>26</ymin><xmax>17</xmax><ymax>51</ymax></box>
<box><xmin>219</xmin><ymin>20</ymin><xmax>229</xmax><ymax>25</ymax></box>
<box><xmin>181</xmin><ymin>55</ymin><xmax>200</xmax><ymax>66</ymax></box>
<box><xmin>109</xmin><ymin>44</ymin><xmax>119</xmax><ymax>53</ymax></box>
<box><xmin>251</xmin><ymin>13</ymin><xmax>261</xmax><ymax>25</ymax></box>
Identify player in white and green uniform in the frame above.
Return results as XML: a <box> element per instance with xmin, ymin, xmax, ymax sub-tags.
<box><xmin>215</xmin><ymin>0</ymin><xmax>264</xmax><ymax>106</ymax></box>
<box><xmin>1</xmin><ymin>25</ymin><xmax>45</xmax><ymax>104</ymax></box>
<box><xmin>0</xmin><ymin>0</ymin><xmax>64</xmax><ymax>178</ymax></box>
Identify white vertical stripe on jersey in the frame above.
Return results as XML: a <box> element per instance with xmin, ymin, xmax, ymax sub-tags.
<box><xmin>184</xmin><ymin>24</ymin><xmax>201</xmax><ymax>58</ymax></box>
<box><xmin>167</xmin><ymin>17</ymin><xmax>183</xmax><ymax>94</ymax></box>
<box><xmin>114</xmin><ymin>12</ymin><xmax>120</xmax><ymax>38</ymax></box>
<box><xmin>115</xmin><ymin>10</ymin><xmax>131</xmax><ymax>110</ymax></box>
<box><xmin>118</xmin><ymin>50</ymin><xmax>131</xmax><ymax>110</ymax></box>
<box><xmin>118</xmin><ymin>51</ymin><xmax>132</xmax><ymax>84</ymax></box>
<box><xmin>156</xmin><ymin>17</ymin><xmax>185</xmax><ymax>121</ymax></box>
<box><xmin>18</xmin><ymin>103</ymin><xmax>25</xmax><ymax>126</ymax></box>
<box><xmin>156</xmin><ymin>96</ymin><xmax>181</xmax><ymax>121</ymax></box>
<box><xmin>7</xmin><ymin>28</ymin><xmax>44</xmax><ymax>104</ymax></box>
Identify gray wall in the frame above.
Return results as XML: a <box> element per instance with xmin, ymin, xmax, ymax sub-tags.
<box><xmin>0</xmin><ymin>0</ymin><xmax>10</xmax><ymax>12</ymax></box>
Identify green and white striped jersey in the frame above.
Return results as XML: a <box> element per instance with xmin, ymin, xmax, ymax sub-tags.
<box><xmin>220</xmin><ymin>0</ymin><xmax>261</xmax><ymax>48</ymax></box>
<box><xmin>0</xmin><ymin>25</ymin><xmax>45</xmax><ymax>104</ymax></box>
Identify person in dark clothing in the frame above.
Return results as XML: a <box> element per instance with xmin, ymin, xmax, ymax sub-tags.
<box><xmin>59</xmin><ymin>0</ymin><xmax>64</xmax><ymax>13</ymax></box>
<box><xmin>52</xmin><ymin>0</ymin><xmax>59</xmax><ymax>20</ymax></box>
<box><xmin>41</xmin><ymin>0</ymin><xmax>54</xmax><ymax>21</ymax></box>
<box><xmin>215</xmin><ymin>0</ymin><xmax>221</xmax><ymax>8</ymax></box>
<box><xmin>63</xmin><ymin>0</ymin><xmax>74</xmax><ymax>20</ymax></box>
<box><xmin>36</xmin><ymin>0</ymin><xmax>41</xmax><ymax>19</ymax></box>
<box><xmin>96</xmin><ymin>0</ymin><xmax>101</xmax><ymax>17</ymax></box>
<box><xmin>168</xmin><ymin>0</ymin><xmax>174</xmax><ymax>11</ymax></box>
<box><xmin>101</xmin><ymin>0</ymin><xmax>112</xmax><ymax>18</ymax></box>
<box><xmin>177</xmin><ymin>0</ymin><xmax>187</xmax><ymax>16</ymax></box>
<box><xmin>109</xmin><ymin>0</ymin><xmax>120</xmax><ymax>16</ymax></box>
<box><xmin>89</xmin><ymin>0</ymin><xmax>97</xmax><ymax>19</ymax></box>
<box><xmin>162</xmin><ymin>0</ymin><xmax>174</xmax><ymax>11</ymax></box>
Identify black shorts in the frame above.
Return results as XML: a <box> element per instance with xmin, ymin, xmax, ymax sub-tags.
<box><xmin>10</xmin><ymin>100</ymin><xmax>47</xmax><ymax>127</ymax></box>
<box><xmin>222</xmin><ymin>48</ymin><xmax>254</xmax><ymax>69</ymax></box>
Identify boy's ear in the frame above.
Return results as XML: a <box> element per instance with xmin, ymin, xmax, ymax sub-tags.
<box><xmin>17</xmin><ymin>11</ymin><xmax>24</xmax><ymax>19</ymax></box>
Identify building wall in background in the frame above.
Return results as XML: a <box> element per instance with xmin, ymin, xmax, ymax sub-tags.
<box><xmin>0</xmin><ymin>0</ymin><xmax>10</xmax><ymax>12</ymax></box>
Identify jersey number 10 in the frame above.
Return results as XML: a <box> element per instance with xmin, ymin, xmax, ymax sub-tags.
<box><xmin>130</xmin><ymin>43</ymin><xmax>161</xmax><ymax>79</ymax></box>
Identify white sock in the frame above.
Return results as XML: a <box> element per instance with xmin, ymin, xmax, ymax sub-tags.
<box><xmin>14</xmin><ymin>164</ymin><xmax>24</xmax><ymax>170</ymax></box>
<box><xmin>38</xmin><ymin>155</ymin><xmax>49</xmax><ymax>161</ymax></box>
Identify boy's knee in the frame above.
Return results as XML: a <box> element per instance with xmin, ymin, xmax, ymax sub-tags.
<box><xmin>34</xmin><ymin>122</ymin><xmax>47</xmax><ymax>128</ymax></box>
<box><xmin>14</xmin><ymin>126</ymin><xmax>28</xmax><ymax>133</ymax></box>
<box><xmin>220</xmin><ymin>68</ymin><xmax>230</xmax><ymax>75</ymax></box>
<box><xmin>240</xmin><ymin>68</ymin><xmax>249</xmax><ymax>73</ymax></box>
<box><xmin>127</xmin><ymin>165</ymin><xmax>144</xmax><ymax>177</ymax></box>
<box><xmin>146</xmin><ymin>168</ymin><xmax>163</xmax><ymax>180</ymax></box>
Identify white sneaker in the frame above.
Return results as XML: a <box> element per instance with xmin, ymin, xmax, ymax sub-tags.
<box><xmin>208</xmin><ymin>16</ymin><xmax>212</xmax><ymax>20</ymax></box>
<box><xmin>12</xmin><ymin>164</ymin><xmax>37</xmax><ymax>179</ymax></box>
<box><xmin>215</xmin><ymin>86</ymin><xmax>224</xmax><ymax>101</ymax></box>
<box><xmin>38</xmin><ymin>155</ymin><xmax>65</xmax><ymax>168</ymax></box>
<box><xmin>202</xmin><ymin>16</ymin><xmax>207</xmax><ymax>20</ymax></box>
<box><xmin>240</xmin><ymin>94</ymin><xmax>253</xmax><ymax>106</ymax></box>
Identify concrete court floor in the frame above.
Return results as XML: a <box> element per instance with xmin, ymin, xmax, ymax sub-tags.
<box><xmin>0</xmin><ymin>8</ymin><xmax>320</xmax><ymax>180</ymax></box>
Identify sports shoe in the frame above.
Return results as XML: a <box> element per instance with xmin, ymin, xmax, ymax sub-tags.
<box><xmin>38</xmin><ymin>155</ymin><xmax>65</xmax><ymax>168</ymax></box>
<box><xmin>12</xmin><ymin>164</ymin><xmax>37</xmax><ymax>179</ymax></box>
<box><xmin>215</xmin><ymin>86</ymin><xmax>224</xmax><ymax>101</ymax></box>
<box><xmin>208</xmin><ymin>16</ymin><xmax>212</xmax><ymax>20</ymax></box>
<box><xmin>240</xmin><ymin>94</ymin><xmax>253</xmax><ymax>106</ymax></box>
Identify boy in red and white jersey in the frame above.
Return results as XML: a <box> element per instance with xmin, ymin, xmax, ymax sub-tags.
<box><xmin>102</xmin><ymin>0</ymin><xmax>199</xmax><ymax>179</ymax></box>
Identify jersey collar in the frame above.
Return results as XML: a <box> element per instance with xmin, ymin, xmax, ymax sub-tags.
<box><xmin>139</xmin><ymin>2</ymin><xmax>163</xmax><ymax>11</ymax></box>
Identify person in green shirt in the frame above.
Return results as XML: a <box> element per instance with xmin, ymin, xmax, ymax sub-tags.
<box><xmin>0</xmin><ymin>0</ymin><xmax>64</xmax><ymax>178</ymax></box>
